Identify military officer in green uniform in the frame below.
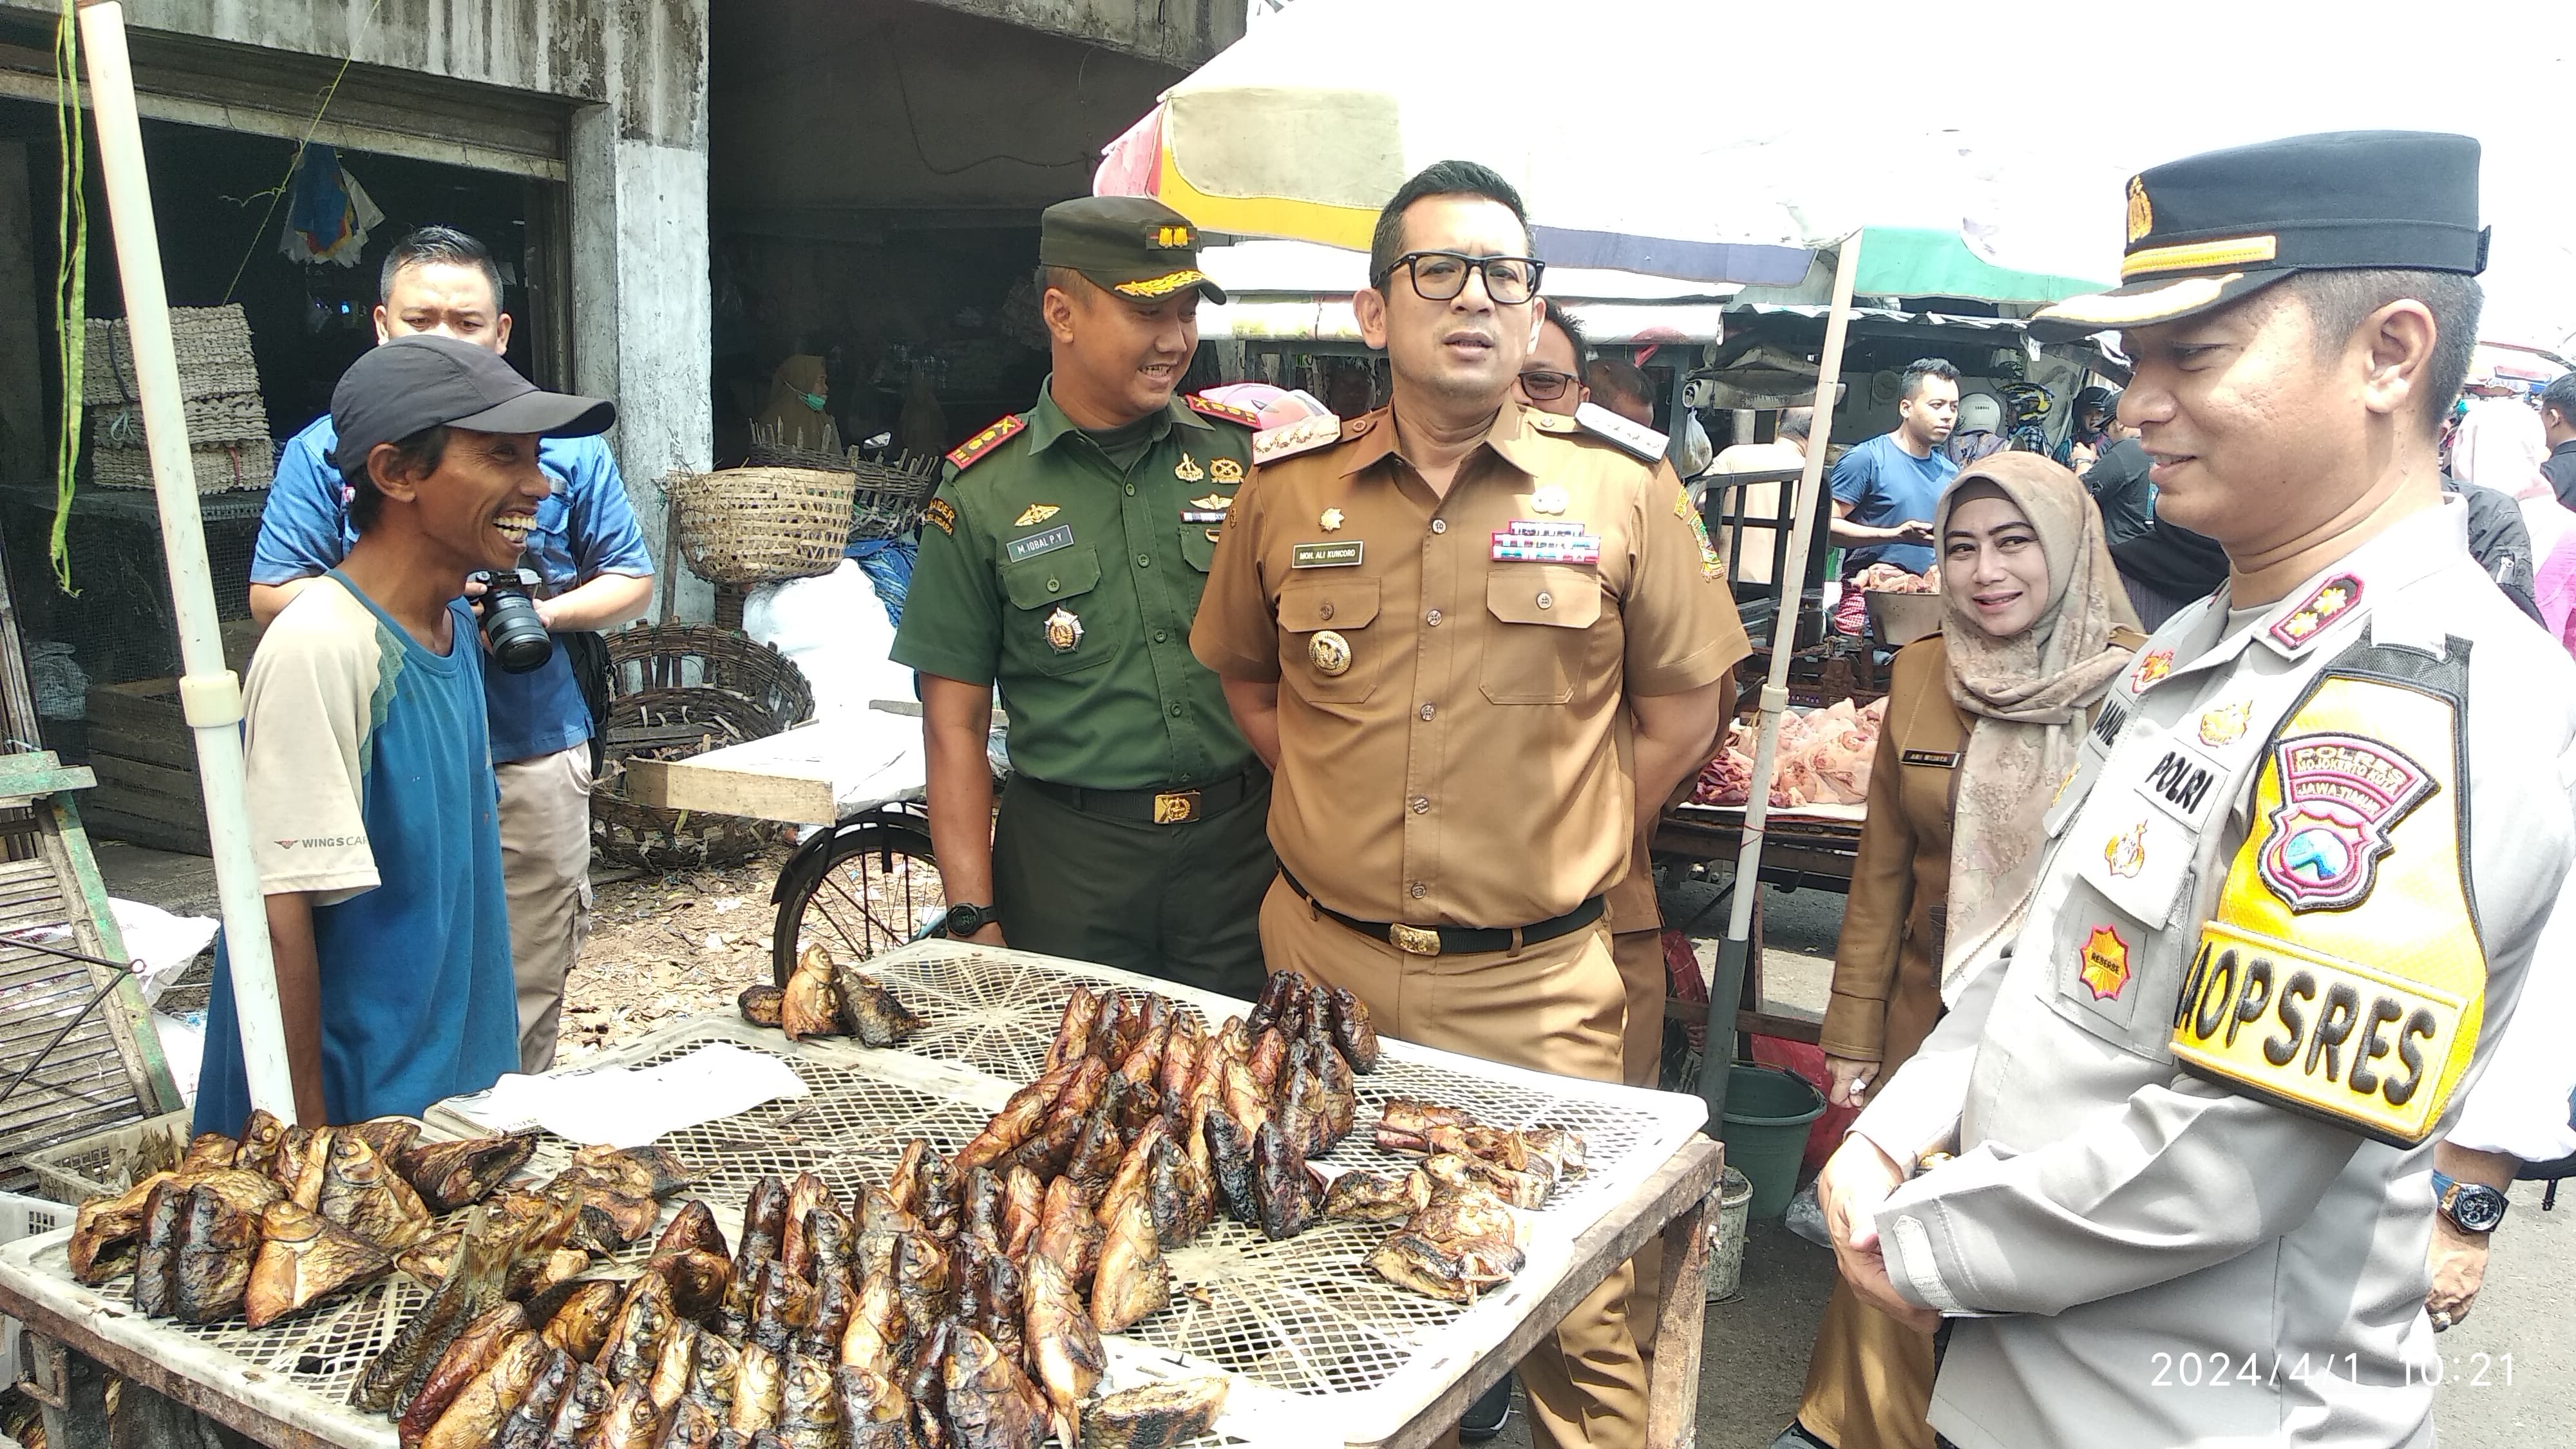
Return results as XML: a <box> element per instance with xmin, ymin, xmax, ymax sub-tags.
<box><xmin>891</xmin><ymin>196</ymin><xmax>1273</xmax><ymax>997</ymax></box>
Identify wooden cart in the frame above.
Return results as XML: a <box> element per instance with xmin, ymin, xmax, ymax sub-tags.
<box><xmin>0</xmin><ymin>943</ymin><xmax>1726</xmax><ymax>1449</ymax></box>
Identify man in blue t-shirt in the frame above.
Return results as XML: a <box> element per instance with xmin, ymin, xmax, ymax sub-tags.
<box><xmin>198</xmin><ymin>336</ymin><xmax>618</xmax><ymax>1134</ymax></box>
<box><xmin>248</xmin><ymin>227</ymin><xmax>654</xmax><ymax>1074</ymax></box>
<box><xmin>1828</xmin><ymin>357</ymin><xmax>1962</xmax><ymax>576</ymax></box>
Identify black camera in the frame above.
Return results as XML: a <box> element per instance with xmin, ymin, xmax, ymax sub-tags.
<box><xmin>468</xmin><ymin>567</ymin><xmax>554</xmax><ymax>674</ymax></box>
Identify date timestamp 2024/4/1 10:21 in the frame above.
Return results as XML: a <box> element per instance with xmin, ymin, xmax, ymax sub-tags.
<box><xmin>2149</xmin><ymin>1351</ymin><xmax>2515</xmax><ymax>1388</ymax></box>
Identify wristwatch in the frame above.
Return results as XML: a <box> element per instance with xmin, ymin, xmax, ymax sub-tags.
<box><xmin>940</xmin><ymin>902</ymin><xmax>1000</xmax><ymax>938</ymax></box>
<box><xmin>2432</xmin><ymin>1170</ymin><xmax>2509</xmax><ymax>1234</ymax></box>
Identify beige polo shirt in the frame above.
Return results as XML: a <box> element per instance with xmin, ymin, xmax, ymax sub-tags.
<box><xmin>1192</xmin><ymin>402</ymin><xmax>1748</xmax><ymax>929</ymax></box>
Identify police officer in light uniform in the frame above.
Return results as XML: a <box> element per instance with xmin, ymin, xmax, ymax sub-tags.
<box><xmin>1193</xmin><ymin>160</ymin><xmax>1748</xmax><ymax>1449</ymax></box>
<box><xmin>1812</xmin><ymin>131</ymin><xmax>2576</xmax><ymax>1449</ymax></box>
<box><xmin>892</xmin><ymin>197</ymin><xmax>1273</xmax><ymax>998</ymax></box>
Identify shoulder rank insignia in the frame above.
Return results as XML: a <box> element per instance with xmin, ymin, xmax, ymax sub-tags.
<box><xmin>1574</xmin><ymin>401</ymin><xmax>1667</xmax><ymax>460</ymax></box>
<box><xmin>2170</xmin><ymin>638</ymin><xmax>2483</xmax><ymax>1148</ymax></box>
<box><xmin>1252</xmin><ymin>412</ymin><xmax>1342</xmax><ymax>464</ymax></box>
<box><xmin>947</xmin><ymin>413</ymin><xmax>1026</xmax><ymax>473</ymax></box>
<box><xmin>1186</xmin><ymin>393</ymin><xmax>1262</xmax><ymax>428</ymax></box>
<box><xmin>2269</xmin><ymin>573</ymin><xmax>2363</xmax><ymax>652</ymax></box>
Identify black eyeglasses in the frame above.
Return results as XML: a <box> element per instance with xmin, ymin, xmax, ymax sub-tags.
<box><xmin>1517</xmin><ymin>369</ymin><xmax>1580</xmax><ymax>401</ymax></box>
<box><xmin>1378</xmin><ymin>251</ymin><xmax>1545</xmax><ymax>305</ymax></box>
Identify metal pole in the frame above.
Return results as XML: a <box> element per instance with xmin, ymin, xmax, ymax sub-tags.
<box><xmin>1698</xmin><ymin>231</ymin><xmax>1864</xmax><ymax>1130</ymax></box>
<box><xmin>76</xmin><ymin>2</ymin><xmax>296</xmax><ymax>1117</ymax></box>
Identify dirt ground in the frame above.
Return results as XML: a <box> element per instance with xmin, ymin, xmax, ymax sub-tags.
<box><xmin>558</xmin><ymin>845</ymin><xmax>800</xmax><ymax>1060</ymax></box>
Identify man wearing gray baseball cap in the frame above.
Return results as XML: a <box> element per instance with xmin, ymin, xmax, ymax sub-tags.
<box><xmin>193</xmin><ymin>335</ymin><xmax>615</xmax><ymax>1135</ymax></box>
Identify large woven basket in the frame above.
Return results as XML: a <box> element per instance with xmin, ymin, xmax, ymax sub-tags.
<box><xmin>669</xmin><ymin>466</ymin><xmax>856</xmax><ymax>585</ymax></box>
<box><xmin>591</xmin><ymin>625</ymin><xmax>816</xmax><ymax>871</ymax></box>
<box><xmin>849</xmin><ymin>455</ymin><xmax>940</xmax><ymax>542</ymax></box>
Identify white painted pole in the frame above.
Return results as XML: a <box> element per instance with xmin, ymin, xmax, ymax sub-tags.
<box><xmin>76</xmin><ymin>3</ymin><xmax>297</xmax><ymax>1117</ymax></box>
<box><xmin>1699</xmin><ymin>231</ymin><xmax>1862</xmax><ymax>1123</ymax></box>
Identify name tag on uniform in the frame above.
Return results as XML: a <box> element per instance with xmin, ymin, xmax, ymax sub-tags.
<box><xmin>1006</xmin><ymin>524</ymin><xmax>1075</xmax><ymax>563</ymax></box>
<box><xmin>1292</xmin><ymin>541</ymin><xmax>1364</xmax><ymax>568</ymax></box>
<box><xmin>1492</xmin><ymin>533</ymin><xmax>1602</xmax><ymax>564</ymax></box>
<box><xmin>1180</xmin><ymin>509</ymin><xmax>1229</xmax><ymax>524</ymax></box>
<box><xmin>1900</xmin><ymin>749</ymin><xmax>1959</xmax><ymax>768</ymax></box>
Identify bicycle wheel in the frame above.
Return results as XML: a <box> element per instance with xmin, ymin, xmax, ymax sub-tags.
<box><xmin>769</xmin><ymin>817</ymin><xmax>944</xmax><ymax>985</ymax></box>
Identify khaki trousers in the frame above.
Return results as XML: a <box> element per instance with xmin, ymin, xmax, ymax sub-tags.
<box><xmin>497</xmin><ymin>746</ymin><xmax>594</xmax><ymax>1074</ymax></box>
<box><xmin>1260</xmin><ymin>879</ymin><xmax>1645</xmax><ymax>1449</ymax></box>
<box><xmin>1609</xmin><ymin>925</ymin><xmax>1665</xmax><ymax>1378</ymax></box>
<box><xmin>1794</xmin><ymin>1277</ymin><xmax>1937</xmax><ymax>1449</ymax></box>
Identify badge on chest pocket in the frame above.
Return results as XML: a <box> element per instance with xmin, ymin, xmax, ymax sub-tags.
<box><xmin>2072</xmin><ymin>730</ymin><xmax>2223</xmax><ymax>931</ymax></box>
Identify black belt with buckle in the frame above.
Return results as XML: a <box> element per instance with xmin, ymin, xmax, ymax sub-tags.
<box><xmin>1022</xmin><ymin>768</ymin><xmax>1262</xmax><ymax>826</ymax></box>
<box><xmin>1279</xmin><ymin>869</ymin><xmax>1604</xmax><ymax>958</ymax></box>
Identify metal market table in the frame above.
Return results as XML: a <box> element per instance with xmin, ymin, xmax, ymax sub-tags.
<box><xmin>0</xmin><ymin>942</ymin><xmax>1725</xmax><ymax>1449</ymax></box>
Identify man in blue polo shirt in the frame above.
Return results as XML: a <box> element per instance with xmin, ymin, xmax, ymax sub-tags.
<box><xmin>1828</xmin><ymin>356</ymin><xmax>1961</xmax><ymax>577</ymax></box>
<box><xmin>249</xmin><ymin>225</ymin><xmax>654</xmax><ymax>1074</ymax></box>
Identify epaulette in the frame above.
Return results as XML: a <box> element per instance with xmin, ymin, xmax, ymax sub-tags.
<box><xmin>1251</xmin><ymin>412</ymin><xmax>1343</xmax><ymax>464</ymax></box>
<box><xmin>1186</xmin><ymin>393</ymin><xmax>1263</xmax><ymax>428</ymax></box>
<box><xmin>947</xmin><ymin>413</ymin><xmax>1027</xmax><ymax>473</ymax></box>
<box><xmin>1573</xmin><ymin>401</ymin><xmax>1667</xmax><ymax>461</ymax></box>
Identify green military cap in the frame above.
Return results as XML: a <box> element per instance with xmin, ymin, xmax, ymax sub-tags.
<box><xmin>2031</xmin><ymin>130</ymin><xmax>2488</xmax><ymax>339</ymax></box>
<box><xmin>1040</xmin><ymin>195</ymin><xmax>1227</xmax><ymax>304</ymax></box>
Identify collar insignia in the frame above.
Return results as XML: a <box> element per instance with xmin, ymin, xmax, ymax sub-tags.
<box><xmin>1186</xmin><ymin>394</ymin><xmax>1262</xmax><ymax>428</ymax></box>
<box><xmin>1574</xmin><ymin>401</ymin><xmax>1666</xmax><ymax>460</ymax></box>
<box><xmin>1253</xmin><ymin>412</ymin><xmax>1343</xmax><ymax>462</ymax></box>
<box><xmin>947</xmin><ymin>413</ymin><xmax>1025</xmax><ymax>472</ymax></box>
<box><xmin>2271</xmin><ymin>574</ymin><xmax>2363</xmax><ymax>652</ymax></box>
<box><xmin>2131</xmin><ymin>647</ymin><xmax>2174</xmax><ymax>692</ymax></box>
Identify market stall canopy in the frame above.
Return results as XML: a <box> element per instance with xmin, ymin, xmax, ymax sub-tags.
<box><xmin>1195</xmin><ymin>238</ymin><xmax>1734</xmax><ymax>343</ymax></box>
<box><xmin>1092</xmin><ymin>0</ymin><xmax>2011</xmax><ymax>284</ymax></box>
<box><xmin>1732</xmin><ymin>229</ymin><xmax>2107</xmax><ymax>308</ymax></box>
<box><xmin>1099</xmin><ymin>1</ymin><xmax>2575</xmax><ymax>338</ymax></box>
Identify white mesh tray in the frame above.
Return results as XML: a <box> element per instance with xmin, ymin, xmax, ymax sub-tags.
<box><xmin>0</xmin><ymin>942</ymin><xmax>1703</xmax><ymax>1448</ymax></box>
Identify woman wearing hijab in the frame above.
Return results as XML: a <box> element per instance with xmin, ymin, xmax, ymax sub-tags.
<box><xmin>1777</xmin><ymin>453</ymin><xmax>2142</xmax><ymax>1449</ymax></box>
<box><xmin>752</xmin><ymin>354</ymin><xmax>844</xmax><ymax>458</ymax></box>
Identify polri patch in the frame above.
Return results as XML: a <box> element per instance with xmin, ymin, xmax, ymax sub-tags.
<box><xmin>1006</xmin><ymin>524</ymin><xmax>1075</xmax><ymax>563</ymax></box>
<box><xmin>1291</xmin><ymin>540</ymin><xmax>1364</xmax><ymax>569</ymax></box>
<box><xmin>2257</xmin><ymin>732</ymin><xmax>2434</xmax><ymax>912</ymax></box>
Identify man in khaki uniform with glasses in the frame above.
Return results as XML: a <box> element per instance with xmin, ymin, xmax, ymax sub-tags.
<box><xmin>1193</xmin><ymin>158</ymin><xmax>1747</xmax><ymax>1449</ymax></box>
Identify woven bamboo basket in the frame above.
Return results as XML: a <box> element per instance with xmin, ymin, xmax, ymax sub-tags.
<box><xmin>590</xmin><ymin>624</ymin><xmax>816</xmax><ymax>870</ymax></box>
<box><xmin>669</xmin><ymin>466</ymin><xmax>857</xmax><ymax>585</ymax></box>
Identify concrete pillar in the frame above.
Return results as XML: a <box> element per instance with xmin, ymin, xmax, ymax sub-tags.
<box><xmin>569</xmin><ymin>0</ymin><xmax>713</xmax><ymax>625</ymax></box>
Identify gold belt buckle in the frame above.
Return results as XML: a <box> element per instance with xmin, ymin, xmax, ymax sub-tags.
<box><xmin>1151</xmin><ymin>789</ymin><xmax>1201</xmax><ymax>825</ymax></box>
<box><xmin>1388</xmin><ymin>923</ymin><xmax>1443</xmax><ymax>956</ymax></box>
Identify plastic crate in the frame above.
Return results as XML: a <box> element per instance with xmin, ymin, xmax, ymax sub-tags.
<box><xmin>0</xmin><ymin>1191</ymin><xmax>67</xmax><ymax>1394</ymax></box>
<box><xmin>21</xmin><ymin>1110</ymin><xmax>193</xmax><ymax>1206</ymax></box>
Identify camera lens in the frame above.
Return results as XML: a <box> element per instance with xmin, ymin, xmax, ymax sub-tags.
<box><xmin>475</xmin><ymin>569</ymin><xmax>554</xmax><ymax>674</ymax></box>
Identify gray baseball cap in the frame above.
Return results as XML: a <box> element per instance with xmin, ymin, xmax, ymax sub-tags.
<box><xmin>332</xmin><ymin>334</ymin><xmax>614</xmax><ymax>474</ymax></box>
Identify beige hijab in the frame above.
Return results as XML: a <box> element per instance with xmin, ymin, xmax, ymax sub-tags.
<box><xmin>1935</xmin><ymin>451</ymin><xmax>2141</xmax><ymax>994</ymax></box>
